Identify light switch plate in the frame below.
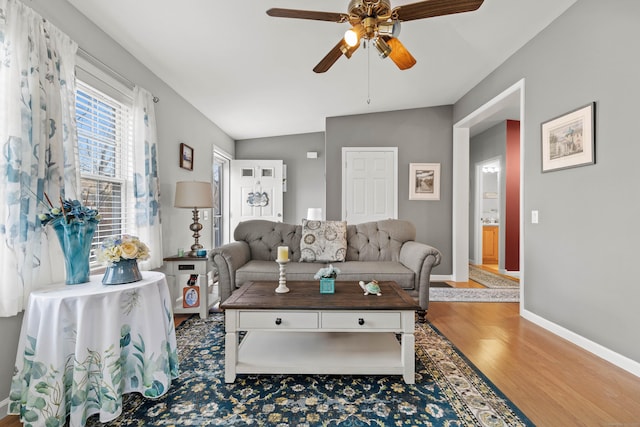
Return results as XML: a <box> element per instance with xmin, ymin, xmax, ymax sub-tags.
<box><xmin>531</xmin><ymin>210</ymin><xmax>539</xmax><ymax>224</ymax></box>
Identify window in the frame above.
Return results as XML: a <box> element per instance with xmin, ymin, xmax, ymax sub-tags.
<box><xmin>75</xmin><ymin>61</ymin><xmax>134</xmax><ymax>263</ymax></box>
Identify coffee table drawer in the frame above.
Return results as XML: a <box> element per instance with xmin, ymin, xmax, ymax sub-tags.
<box><xmin>321</xmin><ymin>312</ymin><xmax>401</xmax><ymax>330</ymax></box>
<box><xmin>238</xmin><ymin>311</ymin><xmax>319</xmax><ymax>329</ymax></box>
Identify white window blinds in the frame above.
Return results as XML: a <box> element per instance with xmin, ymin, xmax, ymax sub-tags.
<box><xmin>75</xmin><ymin>78</ymin><xmax>134</xmax><ymax>262</ymax></box>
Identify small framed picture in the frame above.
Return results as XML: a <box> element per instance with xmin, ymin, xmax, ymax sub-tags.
<box><xmin>183</xmin><ymin>286</ymin><xmax>200</xmax><ymax>308</ymax></box>
<box><xmin>180</xmin><ymin>142</ymin><xmax>194</xmax><ymax>171</ymax></box>
<box><xmin>409</xmin><ymin>163</ymin><xmax>441</xmax><ymax>200</ymax></box>
<box><xmin>541</xmin><ymin>102</ymin><xmax>595</xmax><ymax>172</ymax></box>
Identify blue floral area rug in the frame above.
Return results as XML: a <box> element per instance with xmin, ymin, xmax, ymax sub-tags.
<box><xmin>87</xmin><ymin>313</ymin><xmax>533</xmax><ymax>426</ymax></box>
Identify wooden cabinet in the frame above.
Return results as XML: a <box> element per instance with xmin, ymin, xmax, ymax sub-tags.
<box><xmin>482</xmin><ymin>225</ymin><xmax>499</xmax><ymax>264</ymax></box>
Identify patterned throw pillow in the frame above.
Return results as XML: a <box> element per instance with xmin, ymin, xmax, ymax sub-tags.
<box><xmin>299</xmin><ymin>220</ymin><xmax>347</xmax><ymax>262</ymax></box>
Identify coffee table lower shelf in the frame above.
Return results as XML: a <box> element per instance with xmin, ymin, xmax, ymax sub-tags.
<box><xmin>227</xmin><ymin>331</ymin><xmax>413</xmax><ymax>383</ymax></box>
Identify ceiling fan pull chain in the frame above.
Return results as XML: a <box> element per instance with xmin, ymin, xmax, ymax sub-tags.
<box><xmin>367</xmin><ymin>40</ymin><xmax>371</xmax><ymax>105</ymax></box>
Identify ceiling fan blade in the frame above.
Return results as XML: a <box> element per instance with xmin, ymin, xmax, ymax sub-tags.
<box><xmin>386</xmin><ymin>37</ymin><xmax>416</xmax><ymax>70</ymax></box>
<box><xmin>267</xmin><ymin>8</ymin><xmax>349</xmax><ymax>23</ymax></box>
<box><xmin>313</xmin><ymin>40</ymin><xmax>347</xmax><ymax>73</ymax></box>
<box><xmin>395</xmin><ymin>0</ymin><xmax>484</xmax><ymax>22</ymax></box>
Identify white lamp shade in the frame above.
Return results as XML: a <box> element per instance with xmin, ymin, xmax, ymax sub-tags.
<box><xmin>174</xmin><ymin>181</ymin><xmax>213</xmax><ymax>208</ymax></box>
<box><xmin>307</xmin><ymin>208</ymin><xmax>322</xmax><ymax>221</ymax></box>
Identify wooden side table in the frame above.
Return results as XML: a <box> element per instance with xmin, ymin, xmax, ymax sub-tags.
<box><xmin>163</xmin><ymin>255</ymin><xmax>218</xmax><ymax>319</ymax></box>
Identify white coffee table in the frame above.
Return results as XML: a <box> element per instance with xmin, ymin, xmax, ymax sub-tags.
<box><xmin>220</xmin><ymin>280</ymin><xmax>421</xmax><ymax>384</ymax></box>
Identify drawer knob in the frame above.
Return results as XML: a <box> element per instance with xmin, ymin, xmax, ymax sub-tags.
<box><xmin>358</xmin><ymin>318</ymin><xmax>365</xmax><ymax>326</ymax></box>
<box><xmin>275</xmin><ymin>318</ymin><xmax>282</xmax><ymax>325</ymax></box>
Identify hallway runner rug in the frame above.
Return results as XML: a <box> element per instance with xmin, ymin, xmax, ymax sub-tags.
<box><xmin>430</xmin><ymin>287</ymin><xmax>520</xmax><ymax>302</ymax></box>
<box><xmin>87</xmin><ymin>313</ymin><xmax>533</xmax><ymax>426</ymax></box>
<box><xmin>469</xmin><ymin>265</ymin><xmax>519</xmax><ymax>289</ymax></box>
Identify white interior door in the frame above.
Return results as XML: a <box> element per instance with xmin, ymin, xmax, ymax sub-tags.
<box><xmin>230</xmin><ymin>160</ymin><xmax>283</xmax><ymax>236</ymax></box>
<box><xmin>342</xmin><ymin>148</ymin><xmax>397</xmax><ymax>224</ymax></box>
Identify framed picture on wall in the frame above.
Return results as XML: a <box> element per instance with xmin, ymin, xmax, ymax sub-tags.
<box><xmin>409</xmin><ymin>163</ymin><xmax>441</xmax><ymax>200</ymax></box>
<box><xmin>541</xmin><ymin>102</ymin><xmax>595</xmax><ymax>172</ymax></box>
<box><xmin>180</xmin><ymin>143</ymin><xmax>194</xmax><ymax>170</ymax></box>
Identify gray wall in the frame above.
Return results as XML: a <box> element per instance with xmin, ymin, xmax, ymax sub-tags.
<box><xmin>455</xmin><ymin>0</ymin><xmax>640</xmax><ymax>363</ymax></box>
<box><xmin>1</xmin><ymin>0</ymin><xmax>235</xmax><ymax>406</ymax></box>
<box><xmin>469</xmin><ymin>123</ymin><xmax>506</xmax><ymax>262</ymax></box>
<box><xmin>235</xmin><ymin>132</ymin><xmax>326</xmax><ymax>225</ymax></box>
<box><xmin>326</xmin><ymin>107</ymin><xmax>453</xmax><ymax>274</ymax></box>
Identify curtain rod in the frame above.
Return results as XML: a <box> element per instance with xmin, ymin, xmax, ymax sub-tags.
<box><xmin>77</xmin><ymin>47</ymin><xmax>159</xmax><ymax>103</ymax></box>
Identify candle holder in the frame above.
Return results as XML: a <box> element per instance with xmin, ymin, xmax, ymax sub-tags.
<box><xmin>275</xmin><ymin>259</ymin><xmax>290</xmax><ymax>293</ymax></box>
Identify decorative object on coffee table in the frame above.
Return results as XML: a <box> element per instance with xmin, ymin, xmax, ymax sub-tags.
<box><xmin>38</xmin><ymin>195</ymin><xmax>100</xmax><ymax>285</ymax></box>
<box><xmin>359</xmin><ymin>280</ymin><xmax>382</xmax><ymax>296</ymax></box>
<box><xmin>314</xmin><ymin>264</ymin><xmax>340</xmax><ymax>294</ymax></box>
<box><xmin>97</xmin><ymin>235</ymin><xmax>150</xmax><ymax>285</ymax></box>
<box><xmin>174</xmin><ymin>181</ymin><xmax>214</xmax><ymax>257</ymax></box>
<box><xmin>275</xmin><ymin>246</ymin><xmax>290</xmax><ymax>293</ymax></box>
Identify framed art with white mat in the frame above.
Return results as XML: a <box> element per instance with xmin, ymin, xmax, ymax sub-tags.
<box><xmin>541</xmin><ymin>102</ymin><xmax>595</xmax><ymax>172</ymax></box>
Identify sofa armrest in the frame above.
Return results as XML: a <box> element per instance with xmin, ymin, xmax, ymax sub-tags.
<box><xmin>210</xmin><ymin>241</ymin><xmax>251</xmax><ymax>303</ymax></box>
<box><xmin>399</xmin><ymin>241</ymin><xmax>442</xmax><ymax>313</ymax></box>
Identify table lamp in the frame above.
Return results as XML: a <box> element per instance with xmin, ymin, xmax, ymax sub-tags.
<box><xmin>174</xmin><ymin>181</ymin><xmax>213</xmax><ymax>257</ymax></box>
<box><xmin>307</xmin><ymin>208</ymin><xmax>322</xmax><ymax>221</ymax></box>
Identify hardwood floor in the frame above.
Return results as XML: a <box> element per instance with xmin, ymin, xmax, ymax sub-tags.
<box><xmin>428</xmin><ymin>302</ymin><xmax>640</xmax><ymax>426</ymax></box>
<box><xmin>3</xmin><ymin>300</ymin><xmax>639</xmax><ymax>426</ymax></box>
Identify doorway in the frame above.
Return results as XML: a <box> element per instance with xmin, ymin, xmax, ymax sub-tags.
<box><xmin>452</xmin><ymin>79</ymin><xmax>524</xmax><ymax>306</ymax></box>
<box><xmin>213</xmin><ymin>149</ymin><xmax>231</xmax><ymax>247</ymax></box>
<box><xmin>341</xmin><ymin>147</ymin><xmax>398</xmax><ymax>223</ymax></box>
<box><xmin>229</xmin><ymin>159</ymin><xmax>284</xmax><ymax>235</ymax></box>
<box><xmin>474</xmin><ymin>158</ymin><xmax>501</xmax><ymax>269</ymax></box>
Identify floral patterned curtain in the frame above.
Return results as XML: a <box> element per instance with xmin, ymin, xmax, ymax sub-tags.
<box><xmin>131</xmin><ymin>86</ymin><xmax>163</xmax><ymax>270</ymax></box>
<box><xmin>0</xmin><ymin>0</ymin><xmax>79</xmax><ymax>316</ymax></box>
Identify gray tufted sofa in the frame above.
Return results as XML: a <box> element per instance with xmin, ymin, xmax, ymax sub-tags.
<box><xmin>211</xmin><ymin>219</ymin><xmax>441</xmax><ymax>321</ymax></box>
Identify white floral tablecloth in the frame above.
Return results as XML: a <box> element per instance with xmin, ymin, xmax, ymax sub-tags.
<box><xmin>9</xmin><ymin>271</ymin><xmax>179</xmax><ymax>427</ymax></box>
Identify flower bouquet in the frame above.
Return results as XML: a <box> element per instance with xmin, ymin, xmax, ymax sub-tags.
<box><xmin>314</xmin><ymin>264</ymin><xmax>341</xmax><ymax>280</ymax></box>
<box><xmin>97</xmin><ymin>235</ymin><xmax>150</xmax><ymax>285</ymax></box>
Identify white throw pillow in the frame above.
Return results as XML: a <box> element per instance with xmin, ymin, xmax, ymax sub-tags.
<box><xmin>300</xmin><ymin>220</ymin><xmax>347</xmax><ymax>262</ymax></box>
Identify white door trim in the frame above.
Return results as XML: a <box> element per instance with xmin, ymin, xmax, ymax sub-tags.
<box><xmin>341</xmin><ymin>147</ymin><xmax>398</xmax><ymax>221</ymax></box>
<box><xmin>452</xmin><ymin>78</ymin><xmax>525</xmax><ymax>308</ymax></box>
<box><xmin>213</xmin><ymin>147</ymin><xmax>232</xmax><ymax>246</ymax></box>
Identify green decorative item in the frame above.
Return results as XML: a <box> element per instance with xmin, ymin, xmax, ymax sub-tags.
<box><xmin>102</xmin><ymin>258</ymin><xmax>143</xmax><ymax>285</ymax></box>
<box><xmin>50</xmin><ymin>216</ymin><xmax>98</xmax><ymax>285</ymax></box>
<box><xmin>315</xmin><ymin>264</ymin><xmax>340</xmax><ymax>294</ymax></box>
<box><xmin>319</xmin><ymin>278</ymin><xmax>335</xmax><ymax>294</ymax></box>
<box><xmin>359</xmin><ymin>280</ymin><xmax>382</xmax><ymax>296</ymax></box>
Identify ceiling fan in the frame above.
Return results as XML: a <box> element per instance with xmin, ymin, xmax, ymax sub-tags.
<box><xmin>267</xmin><ymin>0</ymin><xmax>484</xmax><ymax>73</ymax></box>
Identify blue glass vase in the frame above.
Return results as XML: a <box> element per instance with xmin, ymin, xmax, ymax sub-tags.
<box><xmin>102</xmin><ymin>258</ymin><xmax>142</xmax><ymax>285</ymax></box>
<box><xmin>50</xmin><ymin>218</ymin><xmax>98</xmax><ymax>285</ymax></box>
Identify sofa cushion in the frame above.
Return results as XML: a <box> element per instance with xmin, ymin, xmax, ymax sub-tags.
<box><xmin>336</xmin><ymin>261</ymin><xmax>415</xmax><ymax>290</ymax></box>
<box><xmin>346</xmin><ymin>219</ymin><xmax>416</xmax><ymax>262</ymax></box>
<box><xmin>234</xmin><ymin>220</ymin><xmax>302</xmax><ymax>261</ymax></box>
<box><xmin>299</xmin><ymin>220</ymin><xmax>347</xmax><ymax>262</ymax></box>
<box><xmin>235</xmin><ymin>260</ymin><xmax>325</xmax><ymax>286</ymax></box>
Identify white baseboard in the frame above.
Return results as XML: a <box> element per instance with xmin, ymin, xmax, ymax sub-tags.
<box><xmin>0</xmin><ymin>397</ymin><xmax>9</xmax><ymax>420</ymax></box>
<box><xmin>522</xmin><ymin>309</ymin><xmax>640</xmax><ymax>378</ymax></box>
<box><xmin>502</xmin><ymin>269</ymin><xmax>520</xmax><ymax>278</ymax></box>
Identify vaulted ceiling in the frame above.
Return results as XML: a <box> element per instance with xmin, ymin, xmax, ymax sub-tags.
<box><xmin>67</xmin><ymin>0</ymin><xmax>576</xmax><ymax>140</ymax></box>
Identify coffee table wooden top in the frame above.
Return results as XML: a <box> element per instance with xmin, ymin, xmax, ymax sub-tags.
<box><xmin>220</xmin><ymin>281</ymin><xmax>421</xmax><ymax>311</ymax></box>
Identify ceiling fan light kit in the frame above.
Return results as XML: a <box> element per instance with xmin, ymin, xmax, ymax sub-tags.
<box><xmin>267</xmin><ymin>0</ymin><xmax>484</xmax><ymax>73</ymax></box>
